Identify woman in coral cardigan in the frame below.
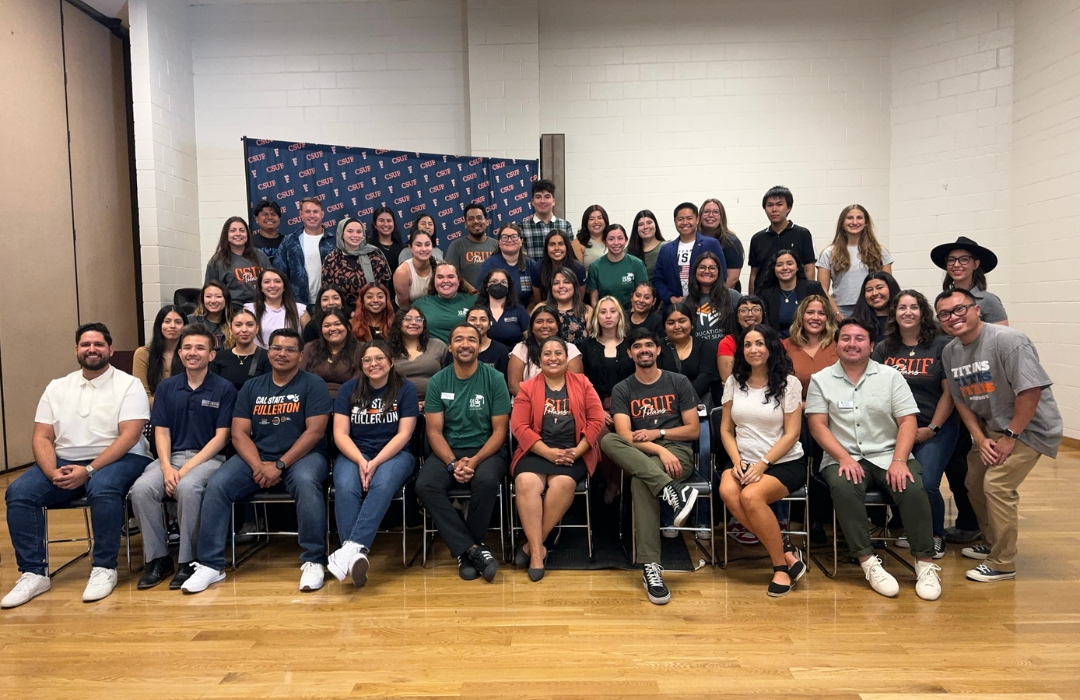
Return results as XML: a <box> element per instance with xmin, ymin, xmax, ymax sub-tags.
<box><xmin>510</xmin><ymin>337</ymin><xmax>605</xmax><ymax>582</ymax></box>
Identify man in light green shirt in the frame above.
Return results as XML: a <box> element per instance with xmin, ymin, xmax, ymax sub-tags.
<box><xmin>807</xmin><ymin>318</ymin><xmax>941</xmax><ymax>601</ymax></box>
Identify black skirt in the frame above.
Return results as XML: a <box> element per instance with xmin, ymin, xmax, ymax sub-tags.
<box><xmin>515</xmin><ymin>454</ymin><xmax>587</xmax><ymax>484</ymax></box>
<box><xmin>724</xmin><ymin>458</ymin><xmax>805</xmax><ymax>494</ymax></box>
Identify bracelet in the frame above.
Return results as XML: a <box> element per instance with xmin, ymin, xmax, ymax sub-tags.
<box><xmin>891</xmin><ymin>459</ymin><xmax>907</xmax><ymax>464</ymax></box>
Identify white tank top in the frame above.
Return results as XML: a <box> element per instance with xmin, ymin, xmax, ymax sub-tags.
<box><xmin>407</xmin><ymin>259</ymin><xmax>432</xmax><ymax>301</ymax></box>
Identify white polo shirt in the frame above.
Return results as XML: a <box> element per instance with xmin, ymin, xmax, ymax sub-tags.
<box><xmin>34</xmin><ymin>365</ymin><xmax>151</xmax><ymax>461</ymax></box>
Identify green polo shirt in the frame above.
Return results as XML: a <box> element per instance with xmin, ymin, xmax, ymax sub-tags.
<box><xmin>805</xmin><ymin>359</ymin><xmax>918</xmax><ymax>470</ymax></box>
<box><xmin>424</xmin><ymin>362</ymin><xmax>511</xmax><ymax>450</ymax></box>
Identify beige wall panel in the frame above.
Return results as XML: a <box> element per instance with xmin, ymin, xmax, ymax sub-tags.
<box><xmin>0</xmin><ymin>0</ymin><xmax>80</xmax><ymax>469</ymax></box>
<box><xmin>64</xmin><ymin>6</ymin><xmax>138</xmax><ymax>351</ymax></box>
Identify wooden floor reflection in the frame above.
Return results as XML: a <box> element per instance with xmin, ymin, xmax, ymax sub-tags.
<box><xmin>1</xmin><ymin>448</ymin><xmax>1078</xmax><ymax>700</ymax></box>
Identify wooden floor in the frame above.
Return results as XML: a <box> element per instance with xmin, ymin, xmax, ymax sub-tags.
<box><xmin>1</xmin><ymin>450</ymin><xmax>1079</xmax><ymax>700</ymax></box>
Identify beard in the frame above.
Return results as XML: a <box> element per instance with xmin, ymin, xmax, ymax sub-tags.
<box><xmin>78</xmin><ymin>354</ymin><xmax>110</xmax><ymax>371</ymax></box>
<box><xmin>634</xmin><ymin>355</ymin><xmax>655</xmax><ymax>369</ymax></box>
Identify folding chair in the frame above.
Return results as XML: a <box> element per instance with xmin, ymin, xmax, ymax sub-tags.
<box><xmin>44</xmin><ymin>497</ymin><xmax>131</xmax><ymax>578</ymax></box>
<box><xmin>810</xmin><ymin>488</ymin><xmax>915</xmax><ymax>577</ymax></box>
<box><xmin>230</xmin><ymin>486</ymin><xmax>332</xmax><ymax>569</ymax></box>
<box><xmin>509</xmin><ymin>474</ymin><xmax>593</xmax><ymax>562</ymax></box>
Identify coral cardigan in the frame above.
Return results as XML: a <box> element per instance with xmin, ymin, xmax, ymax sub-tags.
<box><xmin>510</xmin><ymin>371</ymin><xmax>605</xmax><ymax>476</ymax></box>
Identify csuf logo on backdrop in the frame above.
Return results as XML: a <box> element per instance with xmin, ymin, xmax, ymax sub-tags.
<box><xmin>244</xmin><ymin>137</ymin><xmax>538</xmax><ymax>248</ymax></box>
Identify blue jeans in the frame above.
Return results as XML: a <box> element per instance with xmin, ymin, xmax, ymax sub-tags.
<box><xmin>6</xmin><ymin>454</ymin><xmax>151</xmax><ymax>575</ymax></box>
<box><xmin>194</xmin><ymin>452</ymin><xmax>329</xmax><ymax>571</ymax></box>
<box><xmin>333</xmin><ymin>450</ymin><xmax>415</xmax><ymax>548</ymax></box>
<box><xmin>911</xmin><ymin>417</ymin><xmax>959</xmax><ymax>538</ymax></box>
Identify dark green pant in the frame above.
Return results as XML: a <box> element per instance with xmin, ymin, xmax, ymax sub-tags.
<box><xmin>600</xmin><ymin>433</ymin><xmax>693</xmax><ymax>564</ymax></box>
<box><xmin>822</xmin><ymin>458</ymin><xmax>934</xmax><ymax>559</ymax></box>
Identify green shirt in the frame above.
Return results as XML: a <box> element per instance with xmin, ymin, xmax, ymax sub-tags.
<box><xmin>412</xmin><ymin>292</ymin><xmax>476</xmax><ymax>343</ymax></box>
<box><xmin>424</xmin><ymin>362</ymin><xmax>512</xmax><ymax>450</ymax></box>
<box><xmin>586</xmin><ymin>254</ymin><xmax>648</xmax><ymax>308</ymax></box>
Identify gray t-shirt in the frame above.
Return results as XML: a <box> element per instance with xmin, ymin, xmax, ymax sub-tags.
<box><xmin>445</xmin><ymin>235</ymin><xmax>499</xmax><ymax>289</ymax></box>
<box><xmin>204</xmin><ymin>250</ymin><xmax>272</xmax><ymax>305</ymax></box>
<box><xmin>610</xmin><ymin>371</ymin><xmax>699</xmax><ymax>446</ymax></box>
<box><xmin>942</xmin><ymin>323</ymin><xmax>1062</xmax><ymax>458</ymax></box>
<box><xmin>970</xmin><ymin>287</ymin><xmax>1008</xmax><ymax>324</ymax></box>
<box><xmin>816</xmin><ymin>245</ymin><xmax>894</xmax><ymax>308</ymax></box>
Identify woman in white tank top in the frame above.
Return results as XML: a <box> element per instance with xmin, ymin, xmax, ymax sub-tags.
<box><xmin>393</xmin><ymin>230</ymin><xmax>435</xmax><ymax>307</ymax></box>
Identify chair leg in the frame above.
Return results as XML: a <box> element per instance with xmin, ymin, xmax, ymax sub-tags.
<box><xmin>45</xmin><ymin>506</ymin><xmax>94</xmax><ymax>579</ymax></box>
<box><xmin>584</xmin><ymin>479</ymin><xmax>593</xmax><ymax>561</ymax></box>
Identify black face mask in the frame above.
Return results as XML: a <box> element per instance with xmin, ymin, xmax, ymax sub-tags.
<box><xmin>487</xmin><ymin>282</ymin><xmax>510</xmax><ymax>300</ymax></box>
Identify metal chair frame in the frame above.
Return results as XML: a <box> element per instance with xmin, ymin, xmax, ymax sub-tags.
<box><xmin>229</xmin><ymin>486</ymin><xmax>333</xmax><ymax>569</ymax></box>
<box><xmin>810</xmin><ymin>488</ymin><xmax>916</xmax><ymax>577</ymax></box>
<box><xmin>44</xmin><ymin>497</ymin><xmax>131</xmax><ymax>578</ymax></box>
<box><xmin>508</xmin><ymin>474</ymin><xmax>593</xmax><ymax>562</ymax></box>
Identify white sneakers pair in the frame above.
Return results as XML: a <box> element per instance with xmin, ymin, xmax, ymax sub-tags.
<box><xmin>1</xmin><ymin>567</ymin><xmax>118</xmax><ymax>609</ymax></box>
<box><xmin>327</xmin><ymin>541</ymin><xmax>370</xmax><ymax>587</ymax></box>
<box><xmin>861</xmin><ymin>555</ymin><xmax>941</xmax><ymax>601</ymax></box>
<box><xmin>179</xmin><ymin>561</ymin><xmax>326</xmax><ymax>594</ymax></box>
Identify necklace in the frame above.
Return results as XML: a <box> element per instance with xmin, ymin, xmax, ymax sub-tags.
<box><xmin>904</xmin><ymin>343</ymin><xmax>917</xmax><ymax>357</ymax></box>
<box><xmin>781</xmin><ymin>288</ymin><xmax>797</xmax><ymax>304</ymax></box>
<box><xmin>235</xmin><ymin>349</ymin><xmax>255</xmax><ymax>366</ymax></box>
<box><xmin>327</xmin><ymin>347</ymin><xmax>343</xmax><ymax>364</ymax></box>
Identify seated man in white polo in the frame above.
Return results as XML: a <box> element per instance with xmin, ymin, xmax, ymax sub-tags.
<box><xmin>3</xmin><ymin>323</ymin><xmax>151</xmax><ymax>608</ymax></box>
<box><xmin>806</xmin><ymin>317</ymin><xmax>941</xmax><ymax>601</ymax></box>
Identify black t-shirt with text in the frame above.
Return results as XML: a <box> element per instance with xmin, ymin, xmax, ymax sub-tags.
<box><xmin>610</xmin><ymin>370</ymin><xmax>699</xmax><ymax>446</ymax></box>
<box><xmin>234</xmin><ymin>370</ymin><xmax>333</xmax><ymax>461</ymax></box>
<box><xmin>872</xmin><ymin>335</ymin><xmax>949</xmax><ymax>427</ymax></box>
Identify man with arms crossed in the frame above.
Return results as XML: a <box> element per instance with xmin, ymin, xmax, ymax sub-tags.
<box><xmin>3</xmin><ymin>323</ymin><xmax>151</xmax><ymax>608</ymax></box>
<box><xmin>807</xmin><ymin>318</ymin><xmax>941</xmax><ymax>600</ymax></box>
<box><xmin>935</xmin><ymin>289</ymin><xmax>1062</xmax><ymax>582</ymax></box>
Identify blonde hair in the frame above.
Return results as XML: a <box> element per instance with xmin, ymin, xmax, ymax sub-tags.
<box><xmin>826</xmin><ymin>204</ymin><xmax>885</xmax><ymax>275</ymax></box>
<box><xmin>787</xmin><ymin>295</ymin><xmax>837</xmax><ymax>349</ymax></box>
<box><xmin>586</xmin><ymin>295</ymin><xmax>627</xmax><ymax>340</ymax></box>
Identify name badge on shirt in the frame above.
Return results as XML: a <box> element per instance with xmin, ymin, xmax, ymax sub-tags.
<box><xmin>441</xmin><ymin>392</ymin><xmax>455</xmax><ymax>401</ymax></box>
<box><xmin>838</xmin><ymin>401</ymin><xmax>854</xmax><ymax>410</ymax></box>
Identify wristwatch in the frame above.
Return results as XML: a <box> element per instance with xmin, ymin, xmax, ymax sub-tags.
<box><xmin>761</xmin><ymin>458</ymin><xmax>772</xmax><ymax>467</ymax></box>
<box><xmin>928</xmin><ymin>424</ymin><xmax>941</xmax><ymax>434</ymax></box>
<box><xmin>275</xmin><ymin>459</ymin><xmax>287</xmax><ymax>470</ymax></box>
<box><xmin>1002</xmin><ymin>428</ymin><xmax>1020</xmax><ymax>439</ymax></box>
<box><xmin>446</xmin><ymin>460</ymin><xmax>457</xmax><ymax>473</ymax></box>
<box><xmin>659</xmin><ymin>429</ymin><xmax>666</xmax><ymax>439</ymax></box>
<box><xmin>84</xmin><ymin>465</ymin><xmax>96</xmax><ymax>479</ymax></box>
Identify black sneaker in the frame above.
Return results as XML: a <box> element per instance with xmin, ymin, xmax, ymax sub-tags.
<box><xmin>966</xmin><ymin>563</ymin><xmax>1015</xmax><ymax>582</ymax></box>
<box><xmin>945</xmin><ymin>526</ymin><xmax>981</xmax><ymax>544</ymax></box>
<box><xmin>933</xmin><ymin>536</ymin><xmax>946</xmax><ymax>559</ymax></box>
<box><xmin>660</xmin><ymin>483</ymin><xmax>699</xmax><ymax>528</ymax></box>
<box><xmin>642</xmin><ymin>562</ymin><xmax>670</xmax><ymax>605</ymax></box>
<box><xmin>457</xmin><ymin>555</ymin><xmax>479</xmax><ymax>581</ymax></box>
<box><xmin>468</xmin><ymin>546</ymin><xmax>498</xmax><ymax>582</ymax></box>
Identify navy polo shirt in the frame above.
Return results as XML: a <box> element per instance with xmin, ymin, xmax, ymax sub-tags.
<box><xmin>478</xmin><ymin>254</ymin><xmax>542</xmax><ymax>306</ymax></box>
<box><xmin>150</xmin><ymin>371</ymin><xmax>238</xmax><ymax>452</ymax></box>
<box><xmin>486</xmin><ymin>305</ymin><xmax>530</xmax><ymax>347</ymax></box>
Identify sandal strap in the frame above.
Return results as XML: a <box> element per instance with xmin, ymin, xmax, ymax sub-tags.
<box><xmin>773</xmin><ymin>565</ymin><xmax>789</xmax><ymax>572</ymax></box>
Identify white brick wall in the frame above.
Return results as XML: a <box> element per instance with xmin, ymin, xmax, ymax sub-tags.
<box><xmin>888</xmin><ymin>0</ymin><xmax>1014</xmax><ymax>296</ymax></box>
<box><xmin>190</xmin><ymin>0</ymin><xmax>469</xmax><ymax>253</ymax></box>
<box><xmin>130</xmin><ymin>0</ymin><xmax>203</xmax><ymax>329</ymax></box>
<box><xmin>537</xmin><ymin>0</ymin><xmax>893</xmax><ymax>266</ymax></box>
<box><xmin>1011</xmin><ymin>0</ymin><xmax>1080</xmax><ymax>439</ymax></box>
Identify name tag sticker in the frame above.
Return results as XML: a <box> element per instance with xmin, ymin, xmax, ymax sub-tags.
<box><xmin>441</xmin><ymin>392</ymin><xmax>455</xmax><ymax>401</ymax></box>
<box><xmin>838</xmin><ymin>401</ymin><xmax>855</xmax><ymax>410</ymax></box>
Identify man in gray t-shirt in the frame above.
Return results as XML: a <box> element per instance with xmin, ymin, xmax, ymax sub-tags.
<box><xmin>936</xmin><ymin>289</ymin><xmax>1062</xmax><ymax>583</ymax></box>
<box><xmin>446</xmin><ymin>204</ymin><xmax>499</xmax><ymax>290</ymax></box>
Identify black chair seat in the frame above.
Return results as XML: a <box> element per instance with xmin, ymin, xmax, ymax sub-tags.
<box><xmin>50</xmin><ymin>496</ymin><xmax>90</xmax><ymax>510</ymax></box>
<box><xmin>863</xmin><ymin>489</ymin><xmax>893</xmax><ymax>506</ymax></box>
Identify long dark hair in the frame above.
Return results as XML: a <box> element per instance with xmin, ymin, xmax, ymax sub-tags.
<box><xmin>193</xmin><ymin>280</ymin><xmax>233</xmax><ymax>323</ymax></box>
<box><xmin>576</xmin><ymin>204</ymin><xmax>609</xmax><ymax>248</ymax></box>
<box><xmin>524</xmin><ymin>304</ymin><xmax>561</xmax><ymax>368</ymax></box>
<box><xmin>686</xmin><ymin>251</ymin><xmax>735</xmax><ymax>335</ymax></box>
<box><xmin>476</xmin><ymin>268</ymin><xmax>521</xmax><ymax>309</ymax></box>
<box><xmin>253</xmin><ymin>268</ymin><xmax>302</xmax><ymax>334</ymax></box>
<box><xmin>146</xmin><ymin>305</ymin><xmax>186</xmax><ymax>393</ymax></box>
<box><xmin>388</xmin><ymin>305</ymin><xmax>429</xmax><ymax>358</ymax></box>
<box><xmin>627</xmin><ymin>209</ymin><xmax>665</xmax><ymax>260</ymax></box>
<box><xmin>368</xmin><ymin>205</ymin><xmax>402</xmax><ymax>245</ymax></box>
<box><xmin>408</xmin><ymin>212</ymin><xmax>438</xmax><ymax>249</ymax></box>
<box><xmin>311</xmin><ymin>283</ymin><xmax>348</xmax><ymax>328</ymax></box>
<box><xmin>539</xmin><ymin>229</ymin><xmax>576</xmax><ymax>292</ymax></box>
<box><xmin>348</xmin><ymin>340</ymin><xmax>406</xmax><ymax>413</ymax></box>
<box><xmin>305</xmin><ymin>307</ymin><xmax>361</xmax><ymax>375</ymax></box>
<box><xmin>851</xmin><ymin>270</ymin><xmax>901</xmax><ymax>331</ymax></box>
<box><xmin>731</xmin><ymin>324</ymin><xmax>793</xmax><ymax>407</ymax></box>
<box><xmin>882</xmin><ymin>289</ymin><xmax>939</xmax><ymax>354</ymax></box>
<box><xmin>546</xmin><ymin>267</ymin><xmax>588</xmax><ymax>321</ymax></box>
<box><xmin>211</xmin><ymin>216</ymin><xmax>257</xmax><ymax>264</ymax></box>
<box><xmin>754</xmin><ymin>248</ymin><xmax>807</xmax><ymax>292</ymax></box>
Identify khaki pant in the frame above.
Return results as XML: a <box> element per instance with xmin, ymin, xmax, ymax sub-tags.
<box><xmin>966</xmin><ymin>427</ymin><xmax>1042</xmax><ymax>572</ymax></box>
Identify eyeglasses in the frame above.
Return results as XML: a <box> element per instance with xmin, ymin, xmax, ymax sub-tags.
<box><xmin>946</xmin><ymin>255</ymin><xmax>974</xmax><ymax>266</ymax></box>
<box><xmin>268</xmin><ymin>345</ymin><xmax>300</xmax><ymax>354</ymax></box>
<box><xmin>936</xmin><ymin>303</ymin><xmax>976</xmax><ymax>321</ymax></box>
<box><xmin>500</xmin><ymin>234</ymin><xmax>520</xmax><ymax>241</ymax></box>
<box><xmin>361</xmin><ymin>356</ymin><xmax>388</xmax><ymax>365</ymax></box>
<box><xmin>402</xmin><ymin>316</ymin><xmax>424</xmax><ymax>324</ymax></box>
<box><xmin>738</xmin><ymin>307</ymin><xmax>763</xmax><ymax>315</ymax></box>
<box><xmin>697</xmin><ymin>266</ymin><xmax>719</xmax><ymax>273</ymax></box>
<box><xmin>465</xmin><ymin>215</ymin><xmax>486</xmax><ymax>222</ymax></box>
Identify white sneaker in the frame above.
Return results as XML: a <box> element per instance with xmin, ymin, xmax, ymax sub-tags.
<box><xmin>861</xmin><ymin>555</ymin><xmax>899</xmax><ymax>598</ymax></box>
<box><xmin>1</xmin><ymin>572</ymin><xmax>51</xmax><ymax>608</ymax></box>
<box><xmin>350</xmin><ymin>550</ymin><xmax>370</xmax><ymax>588</ymax></box>
<box><xmin>915</xmin><ymin>560</ymin><xmax>942</xmax><ymax>601</ymax></box>
<box><xmin>299</xmin><ymin>562</ymin><xmax>324</xmax><ymax>592</ymax></box>
<box><xmin>327</xmin><ymin>542</ymin><xmax>361</xmax><ymax>582</ymax></box>
<box><xmin>181</xmin><ymin>563</ymin><xmax>225</xmax><ymax>594</ymax></box>
<box><xmin>82</xmin><ymin>567</ymin><xmax>118</xmax><ymax>603</ymax></box>
<box><xmin>661</xmin><ymin>527</ymin><xmax>679</xmax><ymax>539</ymax></box>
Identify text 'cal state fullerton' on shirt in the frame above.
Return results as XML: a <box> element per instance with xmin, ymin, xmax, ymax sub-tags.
<box><xmin>334</xmin><ymin>378</ymin><xmax>420</xmax><ymax>457</ymax></box>
<box><xmin>233</xmin><ymin>370</ymin><xmax>333</xmax><ymax>462</ymax></box>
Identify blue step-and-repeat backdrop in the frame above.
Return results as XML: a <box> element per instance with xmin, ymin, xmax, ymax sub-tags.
<box><xmin>243</xmin><ymin>137</ymin><xmax>539</xmax><ymax>247</ymax></box>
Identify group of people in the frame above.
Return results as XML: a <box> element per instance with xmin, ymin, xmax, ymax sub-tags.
<box><xmin>1</xmin><ymin>183</ymin><xmax>1063</xmax><ymax>610</ymax></box>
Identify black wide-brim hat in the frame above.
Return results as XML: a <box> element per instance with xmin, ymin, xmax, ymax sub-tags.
<box><xmin>930</xmin><ymin>236</ymin><xmax>998</xmax><ymax>273</ymax></box>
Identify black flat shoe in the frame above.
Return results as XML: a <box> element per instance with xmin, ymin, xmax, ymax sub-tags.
<box><xmin>169</xmin><ymin>562</ymin><xmax>196</xmax><ymax>590</ymax></box>
<box><xmin>784</xmin><ymin>541</ymin><xmax>807</xmax><ymax>584</ymax></box>
<box><xmin>767</xmin><ymin>565</ymin><xmax>792</xmax><ymax>598</ymax></box>
<box><xmin>527</xmin><ymin>548</ymin><xmax>548</xmax><ymax>582</ymax></box>
<box><xmin>514</xmin><ymin>543</ymin><xmax>529</xmax><ymax>568</ymax></box>
<box><xmin>137</xmin><ymin>556</ymin><xmax>175</xmax><ymax>590</ymax></box>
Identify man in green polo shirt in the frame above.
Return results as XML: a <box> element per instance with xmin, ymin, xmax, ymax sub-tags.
<box><xmin>415</xmin><ymin>323</ymin><xmax>511</xmax><ymax>582</ymax></box>
<box><xmin>806</xmin><ymin>318</ymin><xmax>941</xmax><ymax>601</ymax></box>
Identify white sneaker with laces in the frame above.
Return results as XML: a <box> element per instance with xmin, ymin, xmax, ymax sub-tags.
<box><xmin>861</xmin><ymin>555</ymin><xmax>899</xmax><ymax>598</ymax></box>
<box><xmin>181</xmin><ymin>563</ymin><xmax>225</xmax><ymax>594</ymax></box>
<box><xmin>299</xmin><ymin>562</ymin><xmax>325</xmax><ymax>592</ymax></box>
<box><xmin>1</xmin><ymin>572</ymin><xmax>51</xmax><ymax>608</ymax></box>
<box><xmin>82</xmin><ymin>567</ymin><xmax>118</xmax><ymax>603</ymax></box>
<box><xmin>327</xmin><ymin>542</ymin><xmax>362</xmax><ymax>582</ymax></box>
<box><xmin>915</xmin><ymin>560</ymin><xmax>942</xmax><ymax>601</ymax></box>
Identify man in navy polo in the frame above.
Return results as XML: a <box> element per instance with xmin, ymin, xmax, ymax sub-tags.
<box><xmin>182</xmin><ymin>328</ymin><xmax>333</xmax><ymax>594</ymax></box>
<box><xmin>128</xmin><ymin>323</ymin><xmax>237</xmax><ymax>590</ymax></box>
<box><xmin>652</xmin><ymin>202</ymin><xmax>725</xmax><ymax>308</ymax></box>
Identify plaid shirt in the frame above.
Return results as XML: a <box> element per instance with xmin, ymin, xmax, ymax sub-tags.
<box><xmin>519</xmin><ymin>214</ymin><xmax>575</xmax><ymax>260</ymax></box>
